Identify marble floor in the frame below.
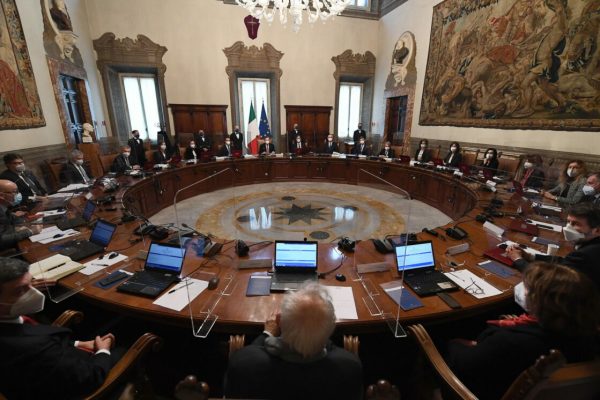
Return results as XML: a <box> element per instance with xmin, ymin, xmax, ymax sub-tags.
<box><xmin>151</xmin><ymin>182</ymin><xmax>452</xmax><ymax>242</ymax></box>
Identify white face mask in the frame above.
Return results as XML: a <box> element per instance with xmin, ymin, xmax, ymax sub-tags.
<box><xmin>1</xmin><ymin>287</ymin><xmax>45</xmax><ymax>318</ymax></box>
<box><xmin>123</xmin><ymin>152</ymin><xmax>131</xmax><ymax>158</ymax></box>
<box><xmin>513</xmin><ymin>282</ymin><xmax>528</xmax><ymax>312</ymax></box>
<box><xmin>225</xmin><ymin>141</ymin><xmax>231</xmax><ymax>146</ymax></box>
<box><xmin>296</xmin><ymin>138</ymin><xmax>301</xmax><ymax>143</ymax></box>
<box><xmin>420</xmin><ymin>144</ymin><xmax>426</xmax><ymax>149</ymax></box>
<box><xmin>327</xmin><ymin>138</ymin><xmax>333</xmax><ymax>142</ymax></box>
<box><xmin>566</xmin><ymin>167</ymin><xmax>578</xmax><ymax>178</ymax></box>
<box><xmin>15</xmin><ymin>164</ymin><xmax>26</xmax><ymax>173</ymax></box>
<box><xmin>582</xmin><ymin>185</ymin><xmax>596</xmax><ymax>196</ymax></box>
<box><xmin>450</xmin><ymin>146</ymin><xmax>457</xmax><ymax>152</ymax></box>
<box><xmin>160</xmin><ymin>145</ymin><xmax>167</xmax><ymax>150</ymax></box>
<box><xmin>75</xmin><ymin>159</ymin><xmax>84</xmax><ymax>166</ymax></box>
<box><xmin>486</xmin><ymin>153</ymin><xmax>493</xmax><ymax>159</ymax></box>
<box><xmin>523</xmin><ymin>162</ymin><xmax>533</xmax><ymax>169</ymax></box>
<box><xmin>360</xmin><ymin>141</ymin><xmax>365</xmax><ymax>145</ymax></box>
<box><xmin>385</xmin><ymin>146</ymin><xmax>390</xmax><ymax>150</ymax></box>
<box><xmin>563</xmin><ymin>223</ymin><xmax>586</xmax><ymax>242</ymax></box>
<box><xmin>190</xmin><ymin>144</ymin><xmax>196</xmax><ymax>149</ymax></box>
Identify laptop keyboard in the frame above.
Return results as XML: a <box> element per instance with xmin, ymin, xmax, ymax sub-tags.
<box><xmin>130</xmin><ymin>271</ymin><xmax>176</xmax><ymax>286</ymax></box>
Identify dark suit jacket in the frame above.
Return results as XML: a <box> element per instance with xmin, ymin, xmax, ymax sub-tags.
<box><xmin>194</xmin><ymin>134</ymin><xmax>211</xmax><ymax>151</ymax></box>
<box><xmin>379</xmin><ymin>148</ymin><xmax>395</xmax><ymax>158</ymax></box>
<box><xmin>522</xmin><ymin>168</ymin><xmax>546</xmax><ymax>189</ymax></box>
<box><xmin>352</xmin><ymin>129</ymin><xmax>366</xmax><ymax>143</ymax></box>
<box><xmin>480</xmin><ymin>158</ymin><xmax>499</xmax><ymax>174</ymax></box>
<box><xmin>290</xmin><ymin>142</ymin><xmax>307</xmax><ymax>154</ymax></box>
<box><xmin>110</xmin><ymin>154</ymin><xmax>133</xmax><ymax>174</ymax></box>
<box><xmin>184</xmin><ymin>146</ymin><xmax>199</xmax><ymax>160</ymax></box>
<box><xmin>59</xmin><ymin>162</ymin><xmax>93</xmax><ymax>185</ymax></box>
<box><xmin>225</xmin><ymin>333</ymin><xmax>363</xmax><ymax>400</ymax></box>
<box><xmin>353</xmin><ymin>144</ymin><xmax>370</xmax><ymax>156</ymax></box>
<box><xmin>583</xmin><ymin>194</ymin><xmax>600</xmax><ymax>206</ymax></box>
<box><xmin>446</xmin><ymin>323</ymin><xmax>594</xmax><ymax>400</ymax></box>
<box><xmin>322</xmin><ymin>141</ymin><xmax>339</xmax><ymax>154</ymax></box>
<box><xmin>217</xmin><ymin>145</ymin><xmax>233</xmax><ymax>157</ymax></box>
<box><xmin>127</xmin><ymin>138</ymin><xmax>146</xmax><ymax>166</ymax></box>
<box><xmin>514</xmin><ymin>236</ymin><xmax>600</xmax><ymax>290</ymax></box>
<box><xmin>414</xmin><ymin>148</ymin><xmax>432</xmax><ymax>162</ymax></box>
<box><xmin>259</xmin><ymin>143</ymin><xmax>275</xmax><ymax>154</ymax></box>
<box><xmin>153</xmin><ymin>151</ymin><xmax>169</xmax><ymax>164</ymax></box>
<box><xmin>443</xmin><ymin>151</ymin><xmax>463</xmax><ymax>167</ymax></box>
<box><xmin>230</xmin><ymin>132</ymin><xmax>244</xmax><ymax>150</ymax></box>
<box><xmin>0</xmin><ymin>322</ymin><xmax>113</xmax><ymax>400</ymax></box>
<box><xmin>0</xmin><ymin>169</ymin><xmax>47</xmax><ymax>202</ymax></box>
<box><xmin>0</xmin><ymin>204</ymin><xmax>31</xmax><ymax>250</ymax></box>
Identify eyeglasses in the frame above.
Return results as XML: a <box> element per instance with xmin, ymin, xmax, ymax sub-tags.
<box><xmin>464</xmin><ymin>278</ymin><xmax>484</xmax><ymax>296</ymax></box>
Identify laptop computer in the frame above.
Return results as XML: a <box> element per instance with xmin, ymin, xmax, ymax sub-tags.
<box><xmin>395</xmin><ymin>240</ymin><xmax>458</xmax><ymax>296</ymax></box>
<box><xmin>56</xmin><ymin>201</ymin><xmax>97</xmax><ymax>230</ymax></box>
<box><xmin>270</xmin><ymin>240</ymin><xmax>318</xmax><ymax>292</ymax></box>
<box><xmin>117</xmin><ymin>242</ymin><xmax>186</xmax><ymax>298</ymax></box>
<box><xmin>59</xmin><ymin>219</ymin><xmax>117</xmax><ymax>261</ymax></box>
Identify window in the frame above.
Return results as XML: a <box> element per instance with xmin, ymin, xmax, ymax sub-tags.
<box><xmin>337</xmin><ymin>83</ymin><xmax>363</xmax><ymax>139</ymax></box>
<box><xmin>122</xmin><ymin>75</ymin><xmax>161</xmax><ymax>141</ymax></box>
<box><xmin>348</xmin><ymin>0</ymin><xmax>369</xmax><ymax>8</ymax></box>
<box><xmin>238</xmin><ymin>78</ymin><xmax>270</xmax><ymax>144</ymax></box>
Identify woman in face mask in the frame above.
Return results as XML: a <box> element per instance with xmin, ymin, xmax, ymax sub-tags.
<box><xmin>443</xmin><ymin>141</ymin><xmax>462</xmax><ymax>167</ymax></box>
<box><xmin>542</xmin><ymin>159</ymin><xmax>587</xmax><ymax>206</ymax></box>
<box><xmin>520</xmin><ymin>154</ymin><xmax>545</xmax><ymax>189</ymax></box>
<box><xmin>184</xmin><ymin>140</ymin><xmax>198</xmax><ymax>161</ymax></box>
<box><xmin>153</xmin><ymin>140</ymin><xmax>171</xmax><ymax>164</ymax></box>
<box><xmin>444</xmin><ymin>262</ymin><xmax>599</xmax><ymax>400</ymax></box>
<box><xmin>414</xmin><ymin>139</ymin><xmax>432</xmax><ymax>162</ymax></box>
<box><xmin>480</xmin><ymin>147</ymin><xmax>499</xmax><ymax>174</ymax></box>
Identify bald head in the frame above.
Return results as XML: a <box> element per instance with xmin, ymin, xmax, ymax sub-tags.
<box><xmin>0</xmin><ymin>180</ymin><xmax>18</xmax><ymax>206</ymax></box>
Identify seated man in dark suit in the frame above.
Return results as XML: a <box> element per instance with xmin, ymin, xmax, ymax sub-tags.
<box><xmin>224</xmin><ymin>283</ymin><xmax>363</xmax><ymax>400</ymax></box>
<box><xmin>0</xmin><ymin>180</ymin><xmax>41</xmax><ymax>251</ymax></box>
<box><xmin>217</xmin><ymin>137</ymin><xmax>234</xmax><ymax>157</ymax></box>
<box><xmin>59</xmin><ymin>149</ymin><xmax>94</xmax><ymax>186</ymax></box>
<box><xmin>184</xmin><ymin>140</ymin><xmax>199</xmax><ymax>160</ymax></box>
<box><xmin>507</xmin><ymin>203</ymin><xmax>600</xmax><ymax>290</ymax></box>
<box><xmin>127</xmin><ymin>130</ymin><xmax>146</xmax><ymax>168</ymax></box>
<box><xmin>110</xmin><ymin>146</ymin><xmax>140</xmax><ymax>174</ymax></box>
<box><xmin>0</xmin><ymin>153</ymin><xmax>47</xmax><ymax>204</ymax></box>
<box><xmin>153</xmin><ymin>141</ymin><xmax>171</xmax><ymax>164</ymax></box>
<box><xmin>290</xmin><ymin>135</ymin><xmax>308</xmax><ymax>154</ymax></box>
<box><xmin>378</xmin><ymin>141</ymin><xmax>395</xmax><ymax>158</ymax></box>
<box><xmin>0</xmin><ymin>257</ymin><xmax>118</xmax><ymax>400</ymax></box>
<box><xmin>322</xmin><ymin>134</ymin><xmax>339</xmax><ymax>154</ymax></box>
<box><xmin>582</xmin><ymin>172</ymin><xmax>600</xmax><ymax>206</ymax></box>
<box><xmin>259</xmin><ymin>136</ymin><xmax>275</xmax><ymax>155</ymax></box>
<box><xmin>352</xmin><ymin>138</ymin><xmax>370</xmax><ymax>156</ymax></box>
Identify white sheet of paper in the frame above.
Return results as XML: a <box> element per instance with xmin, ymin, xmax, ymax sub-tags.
<box><xmin>153</xmin><ymin>278</ymin><xmax>208</xmax><ymax>311</ymax></box>
<box><xmin>58</xmin><ymin>183</ymin><xmax>89</xmax><ymax>192</ymax></box>
<box><xmin>29</xmin><ymin>226</ymin><xmax>78</xmax><ymax>243</ymax></box>
<box><xmin>324</xmin><ymin>286</ymin><xmax>358</xmax><ymax>320</ymax></box>
<box><xmin>527</xmin><ymin>219</ymin><xmax>563</xmax><ymax>232</ymax></box>
<box><xmin>445</xmin><ymin>269</ymin><xmax>502</xmax><ymax>299</ymax></box>
<box><xmin>41</xmin><ymin>209</ymin><xmax>67</xmax><ymax>216</ymax></box>
<box><xmin>47</xmin><ymin>192</ymin><xmax>74</xmax><ymax>199</ymax></box>
<box><xmin>79</xmin><ymin>254</ymin><xmax>129</xmax><ymax>275</ymax></box>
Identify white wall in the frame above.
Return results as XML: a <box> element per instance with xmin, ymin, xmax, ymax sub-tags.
<box><xmin>373</xmin><ymin>0</ymin><xmax>599</xmax><ymax>155</ymax></box>
<box><xmin>84</xmin><ymin>0</ymin><xmax>379</xmax><ymax>135</ymax></box>
<box><xmin>1</xmin><ymin>0</ymin><xmax>106</xmax><ymax>151</ymax></box>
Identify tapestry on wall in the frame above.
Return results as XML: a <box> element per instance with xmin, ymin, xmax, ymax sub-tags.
<box><xmin>0</xmin><ymin>0</ymin><xmax>45</xmax><ymax>130</ymax></box>
<box><xmin>419</xmin><ymin>0</ymin><xmax>600</xmax><ymax>131</ymax></box>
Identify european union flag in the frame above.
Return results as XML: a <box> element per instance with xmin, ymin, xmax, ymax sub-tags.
<box><xmin>259</xmin><ymin>102</ymin><xmax>271</xmax><ymax>138</ymax></box>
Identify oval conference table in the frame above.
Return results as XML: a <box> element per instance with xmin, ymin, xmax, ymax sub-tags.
<box><xmin>20</xmin><ymin>156</ymin><xmax>565</xmax><ymax>335</ymax></box>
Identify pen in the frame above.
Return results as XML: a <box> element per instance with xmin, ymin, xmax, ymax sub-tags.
<box><xmin>46</xmin><ymin>262</ymin><xmax>66</xmax><ymax>272</ymax></box>
<box><xmin>168</xmin><ymin>281</ymin><xmax>193</xmax><ymax>294</ymax></box>
<box><xmin>92</xmin><ymin>263</ymin><xmax>109</xmax><ymax>267</ymax></box>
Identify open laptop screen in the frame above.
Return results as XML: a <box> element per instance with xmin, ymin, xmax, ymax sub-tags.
<box><xmin>274</xmin><ymin>241</ymin><xmax>318</xmax><ymax>268</ymax></box>
<box><xmin>395</xmin><ymin>241</ymin><xmax>435</xmax><ymax>272</ymax></box>
<box><xmin>145</xmin><ymin>242</ymin><xmax>186</xmax><ymax>273</ymax></box>
<box><xmin>82</xmin><ymin>201</ymin><xmax>97</xmax><ymax>221</ymax></box>
<box><xmin>89</xmin><ymin>220</ymin><xmax>117</xmax><ymax>247</ymax></box>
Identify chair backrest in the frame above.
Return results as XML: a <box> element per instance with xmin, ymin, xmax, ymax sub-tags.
<box><xmin>44</xmin><ymin>158</ymin><xmax>67</xmax><ymax>192</ymax></box>
<box><xmin>462</xmin><ymin>150</ymin><xmax>479</xmax><ymax>166</ymax></box>
<box><xmin>98</xmin><ymin>153</ymin><xmax>117</xmax><ymax>175</ymax></box>
<box><xmin>498</xmin><ymin>156</ymin><xmax>521</xmax><ymax>178</ymax></box>
<box><xmin>502</xmin><ymin>350</ymin><xmax>600</xmax><ymax>400</ymax></box>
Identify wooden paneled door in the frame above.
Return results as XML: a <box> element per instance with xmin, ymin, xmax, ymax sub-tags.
<box><xmin>284</xmin><ymin>105</ymin><xmax>332</xmax><ymax>152</ymax></box>
<box><xmin>384</xmin><ymin>96</ymin><xmax>408</xmax><ymax>146</ymax></box>
<box><xmin>169</xmin><ymin>104</ymin><xmax>228</xmax><ymax>149</ymax></box>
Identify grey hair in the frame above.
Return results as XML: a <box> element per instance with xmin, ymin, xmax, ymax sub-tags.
<box><xmin>279</xmin><ymin>282</ymin><xmax>336</xmax><ymax>358</ymax></box>
<box><xmin>0</xmin><ymin>258</ymin><xmax>29</xmax><ymax>295</ymax></box>
<box><xmin>70</xmin><ymin>149</ymin><xmax>83</xmax><ymax>159</ymax></box>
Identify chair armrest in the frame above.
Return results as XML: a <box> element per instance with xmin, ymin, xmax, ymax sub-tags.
<box><xmin>408</xmin><ymin>324</ymin><xmax>478</xmax><ymax>400</ymax></box>
<box><xmin>365</xmin><ymin>379</ymin><xmax>400</xmax><ymax>400</ymax></box>
<box><xmin>52</xmin><ymin>310</ymin><xmax>84</xmax><ymax>328</ymax></box>
<box><xmin>229</xmin><ymin>334</ymin><xmax>246</xmax><ymax>357</ymax></box>
<box><xmin>84</xmin><ymin>332</ymin><xmax>163</xmax><ymax>400</ymax></box>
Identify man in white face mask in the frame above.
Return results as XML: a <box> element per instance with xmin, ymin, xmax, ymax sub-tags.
<box><xmin>110</xmin><ymin>145</ymin><xmax>140</xmax><ymax>174</ymax></box>
<box><xmin>0</xmin><ymin>180</ymin><xmax>42</xmax><ymax>251</ymax></box>
<box><xmin>0</xmin><ymin>257</ymin><xmax>119</xmax><ymax>399</ymax></box>
<box><xmin>582</xmin><ymin>172</ymin><xmax>600</xmax><ymax>206</ymax></box>
<box><xmin>0</xmin><ymin>153</ymin><xmax>48</xmax><ymax>204</ymax></box>
<box><xmin>59</xmin><ymin>149</ymin><xmax>94</xmax><ymax>186</ymax></box>
<box><xmin>507</xmin><ymin>203</ymin><xmax>600</xmax><ymax>289</ymax></box>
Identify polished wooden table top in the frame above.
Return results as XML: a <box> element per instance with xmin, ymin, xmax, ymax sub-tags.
<box><xmin>21</xmin><ymin>157</ymin><xmax>568</xmax><ymax>334</ymax></box>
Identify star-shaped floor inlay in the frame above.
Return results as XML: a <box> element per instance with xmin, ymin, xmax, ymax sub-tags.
<box><xmin>273</xmin><ymin>204</ymin><xmax>327</xmax><ymax>225</ymax></box>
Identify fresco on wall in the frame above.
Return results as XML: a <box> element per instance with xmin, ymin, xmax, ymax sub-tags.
<box><xmin>420</xmin><ymin>0</ymin><xmax>600</xmax><ymax>131</ymax></box>
<box><xmin>0</xmin><ymin>0</ymin><xmax>45</xmax><ymax>130</ymax></box>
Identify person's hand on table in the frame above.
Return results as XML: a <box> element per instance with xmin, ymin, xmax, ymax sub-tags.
<box><xmin>542</xmin><ymin>191</ymin><xmax>557</xmax><ymax>201</ymax></box>
<box><xmin>264</xmin><ymin>310</ymin><xmax>281</xmax><ymax>337</ymax></box>
<box><xmin>506</xmin><ymin>245</ymin><xmax>533</xmax><ymax>262</ymax></box>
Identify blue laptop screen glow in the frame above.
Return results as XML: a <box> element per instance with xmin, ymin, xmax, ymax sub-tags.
<box><xmin>82</xmin><ymin>201</ymin><xmax>97</xmax><ymax>220</ymax></box>
<box><xmin>146</xmin><ymin>243</ymin><xmax>186</xmax><ymax>273</ymax></box>
<box><xmin>275</xmin><ymin>242</ymin><xmax>317</xmax><ymax>268</ymax></box>
<box><xmin>395</xmin><ymin>242</ymin><xmax>435</xmax><ymax>272</ymax></box>
<box><xmin>89</xmin><ymin>220</ymin><xmax>116</xmax><ymax>246</ymax></box>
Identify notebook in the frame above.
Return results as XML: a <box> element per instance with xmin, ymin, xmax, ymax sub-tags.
<box><xmin>56</xmin><ymin>200</ymin><xmax>97</xmax><ymax>230</ymax></box>
<box><xmin>483</xmin><ymin>245</ymin><xmax>514</xmax><ymax>267</ymax></box>
<box><xmin>58</xmin><ymin>219</ymin><xmax>117</xmax><ymax>261</ymax></box>
<box><xmin>117</xmin><ymin>242</ymin><xmax>186</xmax><ymax>298</ymax></box>
<box><xmin>395</xmin><ymin>240</ymin><xmax>457</xmax><ymax>296</ymax></box>
<box><xmin>508</xmin><ymin>219</ymin><xmax>540</xmax><ymax>236</ymax></box>
<box><xmin>270</xmin><ymin>240</ymin><xmax>318</xmax><ymax>291</ymax></box>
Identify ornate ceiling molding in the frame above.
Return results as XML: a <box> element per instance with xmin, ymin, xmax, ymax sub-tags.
<box><xmin>223</xmin><ymin>41</ymin><xmax>284</xmax><ymax>77</ymax></box>
<box><xmin>331</xmin><ymin>50</ymin><xmax>376</xmax><ymax>79</ymax></box>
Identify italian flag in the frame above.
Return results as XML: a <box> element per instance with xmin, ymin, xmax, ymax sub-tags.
<box><xmin>246</xmin><ymin>101</ymin><xmax>258</xmax><ymax>146</ymax></box>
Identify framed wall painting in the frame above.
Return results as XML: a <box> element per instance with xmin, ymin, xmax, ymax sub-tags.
<box><xmin>419</xmin><ymin>0</ymin><xmax>600</xmax><ymax>131</ymax></box>
<box><xmin>0</xmin><ymin>0</ymin><xmax>45</xmax><ymax>130</ymax></box>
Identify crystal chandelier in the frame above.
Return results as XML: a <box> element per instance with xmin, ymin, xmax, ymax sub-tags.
<box><xmin>236</xmin><ymin>0</ymin><xmax>351</xmax><ymax>32</ymax></box>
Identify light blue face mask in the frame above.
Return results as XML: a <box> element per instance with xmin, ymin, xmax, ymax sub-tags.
<box><xmin>514</xmin><ymin>282</ymin><xmax>528</xmax><ymax>312</ymax></box>
<box><xmin>11</xmin><ymin>192</ymin><xmax>22</xmax><ymax>206</ymax></box>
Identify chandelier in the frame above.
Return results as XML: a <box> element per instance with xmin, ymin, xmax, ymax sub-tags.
<box><xmin>236</xmin><ymin>0</ymin><xmax>351</xmax><ymax>32</ymax></box>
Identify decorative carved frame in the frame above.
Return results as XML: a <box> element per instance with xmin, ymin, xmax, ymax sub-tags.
<box><xmin>331</xmin><ymin>50</ymin><xmax>376</xmax><ymax>140</ymax></box>
<box><xmin>93</xmin><ymin>33</ymin><xmax>169</xmax><ymax>143</ymax></box>
<box><xmin>223</xmin><ymin>41</ymin><xmax>283</xmax><ymax>147</ymax></box>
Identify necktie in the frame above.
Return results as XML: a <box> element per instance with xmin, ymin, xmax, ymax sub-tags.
<box><xmin>19</xmin><ymin>173</ymin><xmax>41</xmax><ymax>195</ymax></box>
<box><xmin>124</xmin><ymin>156</ymin><xmax>130</xmax><ymax>168</ymax></box>
<box><xmin>361</xmin><ymin>145</ymin><xmax>364</xmax><ymax>153</ymax></box>
<box><xmin>298</xmin><ymin>143</ymin><xmax>301</xmax><ymax>149</ymax></box>
<box><xmin>76</xmin><ymin>164</ymin><xmax>90</xmax><ymax>183</ymax></box>
<box><xmin>227</xmin><ymin>145</ymin><xmax>230</xmax><ymax>154</ymax></box>
<box><xmin>386</xmin><ymin>150</ymin><xmax>388</xmax><ymax>157</ymax></box>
